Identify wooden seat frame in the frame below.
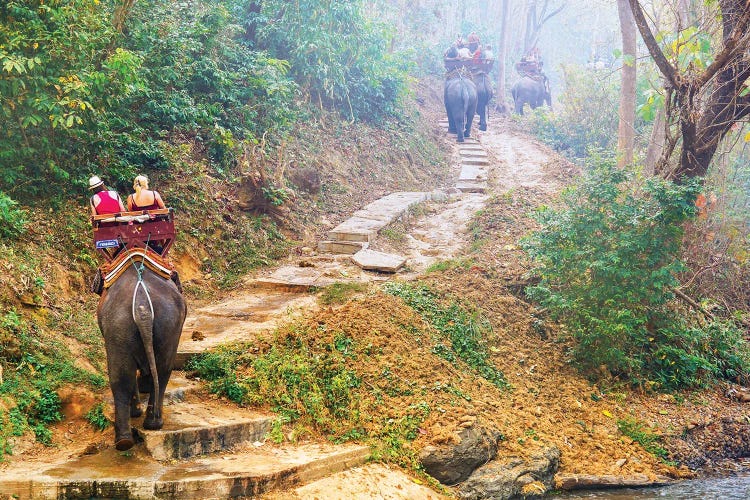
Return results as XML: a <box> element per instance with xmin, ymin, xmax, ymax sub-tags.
<box><xmin>92</xmin><ymin>208</ymin><xmax>175</xmax><ymax>262</ymax></box>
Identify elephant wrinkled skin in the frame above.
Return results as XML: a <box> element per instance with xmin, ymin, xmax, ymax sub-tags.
<box><xmin>97</xmin><ymin>265</ymin><xmax>187</xmax><ymax>451</ymax></box>
<box><xmin>444</xmin><ymin>75</ymin><xmax>478</xmax><ymax>143</ymax></box>
<box><xmin>511</xmin><ymin>76</ymin><xmax>551</xmax><ymax>115</ymax></box>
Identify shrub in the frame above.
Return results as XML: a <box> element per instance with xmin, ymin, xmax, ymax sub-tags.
<box><xmin>523</xmin><ymin>155</ymin><xmax>750</xmax><ymax>389</ymax></box>
<box><xmin>524</xmin><ymin>65</ymin><xmax>619</xmax><ymax>158</ymax></box>
<box><xmin>0</xmin><ymin>193</ymin><xmax>27</xmax><ymax>239</ymax></box>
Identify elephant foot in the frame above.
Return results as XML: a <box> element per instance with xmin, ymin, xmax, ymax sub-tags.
<box><xmin>457</xmin><ymin>137</ymin><xmax>465</xmax><ymax>143</ymax></box>
<box><xmin>143</xmin><ymin>409</ymin><xmax>164</xmax><ymax>430</ymax></box>
<box><xmin>464</xmin><ymin>132</ymin><xmax>471</xmax><ymax>138</ymax></box>
<box><xmin>130</xmin><ymin>404</ymin><xmax>143</xmax><ymax>418</ymax></box>
<box><xmin>480</xmin><ymin>124</ymin><xmax>487</xmax><ymax>131</ymax></box>
<box><xmin>115</xmin><ymin>434</ymin><xmax>135</xmax><ymax>451</ymax></box>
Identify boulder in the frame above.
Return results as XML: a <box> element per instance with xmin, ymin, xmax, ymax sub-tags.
<box><xmin>420</xmin><ymin>424</ymin><xmax>503</xmax><ymax>485</ymax></box>
<box><xmin>458</xmin><ymin>445</ymin><xmax>560</xmax><ymax>500</ymax></box>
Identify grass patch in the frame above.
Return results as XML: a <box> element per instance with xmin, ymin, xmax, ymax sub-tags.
<box><xmin>383</xmin><ymin>282</ymin><xmax>510</xmax><ymax>390</ymax></box>
<box><xmin>318</xmin><ymin>282</ymin><xmax>367</xmax><ymax>305</ymax></box>
<box><xmin>617</xmin><ymin>417</ymin><xmax>669</xmax><ymax>461</ymax></box>
<box><xmin>425</xmin><ymin>258</ymin><xmax>473</xmax><ymax>274</ymax></box>
<box><xmin>85</xmin><ymin>402</ymin><xmax>111</xmax><ymax>431</ymax></box>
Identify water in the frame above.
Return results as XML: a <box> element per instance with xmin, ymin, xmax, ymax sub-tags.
<box><xmin>553</xmin><ymin>473</ymin><xmax>750</xmax><ymax>499</ymax></box>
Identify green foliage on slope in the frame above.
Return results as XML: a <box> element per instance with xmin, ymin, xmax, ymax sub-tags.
<box><xmin>523</xmin><ymin>156</ymin><xmax>750</xmax><ymax>390</ymax></box>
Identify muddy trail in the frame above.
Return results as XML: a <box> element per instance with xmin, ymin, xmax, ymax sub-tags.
<box><xmin>3</xmin><ymin>113</ymin><xmax>749</xmax><ymax>500</ymax></box>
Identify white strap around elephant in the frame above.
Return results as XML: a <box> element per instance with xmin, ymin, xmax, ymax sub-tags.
<box><xmin>132</xmin><ymin>279</ymin><xmax>155</xmax><ymax>321</ymax></box>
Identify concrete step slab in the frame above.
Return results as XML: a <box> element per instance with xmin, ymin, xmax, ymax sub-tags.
<box><xmin>138</xmin><ymin>401</ymin><xmax>273</xmax><ymax>461</ymax></box>
<box><xmin>0</xmin><ymin>443</ymin><xmax>370</xmax><ymax>500</ymax></box>
<box><xmin>317</xmin><ymin>240</ymin><xmax>368</xmax><ymax>255</ymax></box>
<box><xmin>461</xmin><ymin>157</ymin><xmax>490</xmax><ymax>166</ymax></box>
<box><xmin>459</xmin><ymin>149</ymin><xmax>488</xmax><ymax>158</ymax></box>
<box><xmin>107</xmin><ymin>373</ymin><xmax>199</xmax><ymax>407</ymax></box>
<box><xmin>458</xmin><ymin>165</ymin><xmax>487</xmax><ymax>181</ymax></box>
<box><xmin>329</xmin><ymin>192</ymin><xmax>427</xmax><ymax>242</ymax></box>
<box><xmin>175</xmin><ymin>292</ymin><xmax>317</xmax><ymax>368</ymax></box>
<box><xmin>456</xmin><ymin>180</ymin><xmax>487</xmax><ymax>193</ymax></box>
<box><xmin>351</xmin><ymin>249</ymin><xmax>406</xmax><ymax>273</ymax></box>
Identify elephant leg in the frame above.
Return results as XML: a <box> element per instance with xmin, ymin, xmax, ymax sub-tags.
<box><xmin>130</xmin><ymin>376</ymin><xmax>143</xmax><ymax>418</ymax></box>
<box><xmin>109</xmin><ymin>372</ymin><xmax>137</xmax><ymax>450</ymax></box>
<box><xmin>515</xmin><ymin>100</ymin><xmax>524</xmax><ymax>115</ymax></box>
<box><xmin>445</xmin><ymin>101</ymin><xmax>456</xmax><ymax>134</ymax></box>
<box><xmin>143</xmin><ymin>361</ymin><xmax>174</xmax><ymax>430</ymax></box>
<box><xmin>464</xmin><ymin>111</ymin><xmax>475</xmax><ymax>139</ymax></box>
<box><xmin>452</xmin><ymin>109</ymin><xmax>465</xmax><ymax>142</ymax></box>
<box><xmin>478</xmin><ymin>104</ymin><xmax>487</xmax><ymax>131</ymax></box>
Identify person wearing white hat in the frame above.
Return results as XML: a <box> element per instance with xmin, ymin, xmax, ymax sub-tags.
<box><xmin>89</xmin><ymin>175</ymin><xmax>126</xmax><ymax>216</ymax></box>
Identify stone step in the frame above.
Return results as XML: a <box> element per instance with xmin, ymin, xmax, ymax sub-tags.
<box><xmin>106</xmin><ymin>373</ymin><xmax>199</xmax><ymax>407</ymax></box>
<box><xmin>458</xmin><ymin>165</ymin><xmax>487</xmax><ymax>182</ymax></box>
<box><xmin>459</xmin><ymin>149</ymin><xmax>488</xmax><ymax>158</ymax></box>
<box><xmin>0</xmin><ymin>443</ymin><xmax>370</xmax><ymax>500</ymax></box>
<box><xmin>351</xmin><ymin>249</ymin><xmax>406</xmax><ymax>273</ymax></box>
<box><xmin>328</xmin><ymin>192</ymin><xmax>427</xmax><ymax>242</ymax></box>
<box><xmin>138</xmin><ymin>401</ymin><xmax>273</xmax><ymax>461</ymax></box>
<box><xmin>456</xmin><ymin>180</ymin><xmax>487</xmax><ymax>193</ymax></box>
<box><xmin>317</xmin><ymin>240</ymin><xmax>368</xmax><ymax>255</ymax></box>
<box><xmin>461</xmin><ymin>157</ymin><xmax>490</xmax><ymax>166</ymax></box>
<box><xmin>458</xmin><ymin>143</ymin><xmax>487</xmax><ymax>154</ymax></box>
<box><xmin>175</xmin><ymin>292</ymin><xmax>318</xmax><ymax>368</ymax></box>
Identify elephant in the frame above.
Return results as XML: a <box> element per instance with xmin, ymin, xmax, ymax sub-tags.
<box><xmin>444</xmin><ymin>74</ymin><xmax>478</xmax><ymax>143</ymax></box>
<box><xmin>472</xmin><ymin>72</ymin><xmax>493</xmax><ymax>131</ymax></box>
<box><xmin>511</xmin><ymin>75</ymin><xmax>551</xmax><ymax>115</ymax></box>
<box><xmin>97</xmin><ymin>264</ymin><xmax>187</xmax><ymax>451</ymax></box>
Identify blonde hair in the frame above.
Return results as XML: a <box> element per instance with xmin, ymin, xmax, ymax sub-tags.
<box><xmin>133</xmin><ymin>175</ymin><xmax>149</xmax><ymax>195</ymax></box>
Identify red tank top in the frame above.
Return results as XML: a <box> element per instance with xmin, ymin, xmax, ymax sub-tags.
<box><xmin>93</xmin><ymin>191</ymin><xmax>122</xmax><ymax>214</ymax></box>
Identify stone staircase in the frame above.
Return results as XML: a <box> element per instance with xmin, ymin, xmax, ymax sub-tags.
<box><xmin>0</xmin><ymin>117</ymin><xmax>490</xmax><ymax>500</ymax></box>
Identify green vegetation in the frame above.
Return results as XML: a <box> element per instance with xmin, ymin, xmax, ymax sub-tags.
<box><xmin>383</xmin><ymin>282</ymin><xmax>509</xmax><ymax>390</ymax></box>
<box><xmin>185</xmin><ymin>326</ymin><xmax>428</xmax><ymax>468</ymax></box>
<box><xmin>0</xmin><ymin>307</ymin><xmax>106</xmax><ymax>457</ymax></box>
<box><xmin>85</xmin><ymin>402</ymin><xmax>111</xmax><ymax>431</ymax></box>
<box><xmin>523</xmin><ymin>156</ymin><xmax>750</xmax><ymax>390</ymax></box>
<box><xmin>318</xmin><ymin>282</ymin><xmax>367</xmax><ymax>305</ymax></box>
<box><xmin>617</xmin><ymin>417</ymin><xmax>669</xmax><ymax>461</ymax></box>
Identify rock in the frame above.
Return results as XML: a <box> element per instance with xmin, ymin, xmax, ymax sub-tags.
<box><xmin>420</xmin><ymin>424</ymin><xmax>503</xmax><ymax>485</ymax></box>
<box><xmin>458</xmin><ymin>446</ymin><xmax>560</xmax><ymax>499</ymax></box>
<box><xmin>555</xmin><ymin>473</ymin><xmax>673</xmax><ymax>490</ymax></box>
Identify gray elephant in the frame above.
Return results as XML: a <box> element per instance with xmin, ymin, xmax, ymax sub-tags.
<box><xmin>511</xmin><ymin>76</ymin><xmax>551</xmax><ymax>115</ymax></box>
<box><xmin>472</xmin><ymin>72</ymin><xmax>493</xmax><ymax>131</ymax></box>
<box><xmin>97</xmin><ymin>264</ymin><xmax>187</xmax><ymax>450</ymax></box>
<box><xmin>444</xmin><ymin>75</ymin><xmax>478</xmax><ymax>142</ymax></box>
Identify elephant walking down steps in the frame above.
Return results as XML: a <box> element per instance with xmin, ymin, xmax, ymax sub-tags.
<box><xmin>444</xmin><ymin>73</ymin><xmax>478</xmax><ymax>143</ymax></box>
<box><xmin>97</xmin><ymin>263</ymin><xmax>187</xmax><ymax>450</ymax></box>
<box><xmin>511</xmin><ymin>75</ymin><xmax>551</xmax><ymax>115</ymax></box>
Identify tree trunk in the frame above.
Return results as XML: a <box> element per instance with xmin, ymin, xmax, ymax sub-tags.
<box><xmin>616</xmin><ymin>0</ymin><xmax>637</xmax><ymax>168</ymax></box>
<box><xmin>629</xmin><ymin>0</ymin><xmax>750</xmax><ymax>181</ymax></box>
<box><xmin>113</xmin><ymin>0</ymin><xmax>137</xmax><ymax>34</ymax></box>
<box><xmin>645</xmin><ymin>106</ymin><xmax>666</xmax><ymax>175</ymax></box>
<box><xmin>496</xmin><ymin>0</ymin><xmax>510</xmax><ymax>112</ymax></box>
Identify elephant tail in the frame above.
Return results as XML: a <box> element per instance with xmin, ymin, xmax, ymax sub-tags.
<box><xmin>132</xmin><ymin>280</ymin><xmax>159</xmax><ymax>413</ymax></box>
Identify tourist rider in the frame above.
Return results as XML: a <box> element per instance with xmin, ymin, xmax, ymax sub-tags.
<box><xmin>89</xmin><ymin>175</ymin><xmax>126</xmax><ymax>216</ymax></box>
<box><xmin>127</xmin><ymin>174</ymin><xmax>166</xmax><ymax>212</ymax></box>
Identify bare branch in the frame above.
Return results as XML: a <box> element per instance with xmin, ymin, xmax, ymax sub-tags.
<box><xmin>628</xmin><ymin>0</ymin><xmax>678</xmax><ymax>88</ymax></box>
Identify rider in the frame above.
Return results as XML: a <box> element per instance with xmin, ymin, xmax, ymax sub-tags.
<box><xmin>89</xmin><ymin>175</ymin><xmax>126</xmax><ymax>216</ymax></box>
<box><xmin>127</xmin><ymin>175</ymin><xmax>166</xmax><ymax>212</ymax></box>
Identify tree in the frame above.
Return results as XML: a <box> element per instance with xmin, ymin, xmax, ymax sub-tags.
<box><xmin>496</xmin><ymin>0</ymin><xmax>510</xmax><ymax>112</ymax></box>
<box><xmin>523</xmin><ymin>0</ymin><xmax>566</xmax><ymax>53</ymax></box>
<box><xmin>628</xmin><ymin>0</ymin><xmax>750</xmax><ymax>180</ymax></box>
<box><xmin>617</xmin><ymin>0</ymin><xmax>636</xmax><ymax>167</ymax></box>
